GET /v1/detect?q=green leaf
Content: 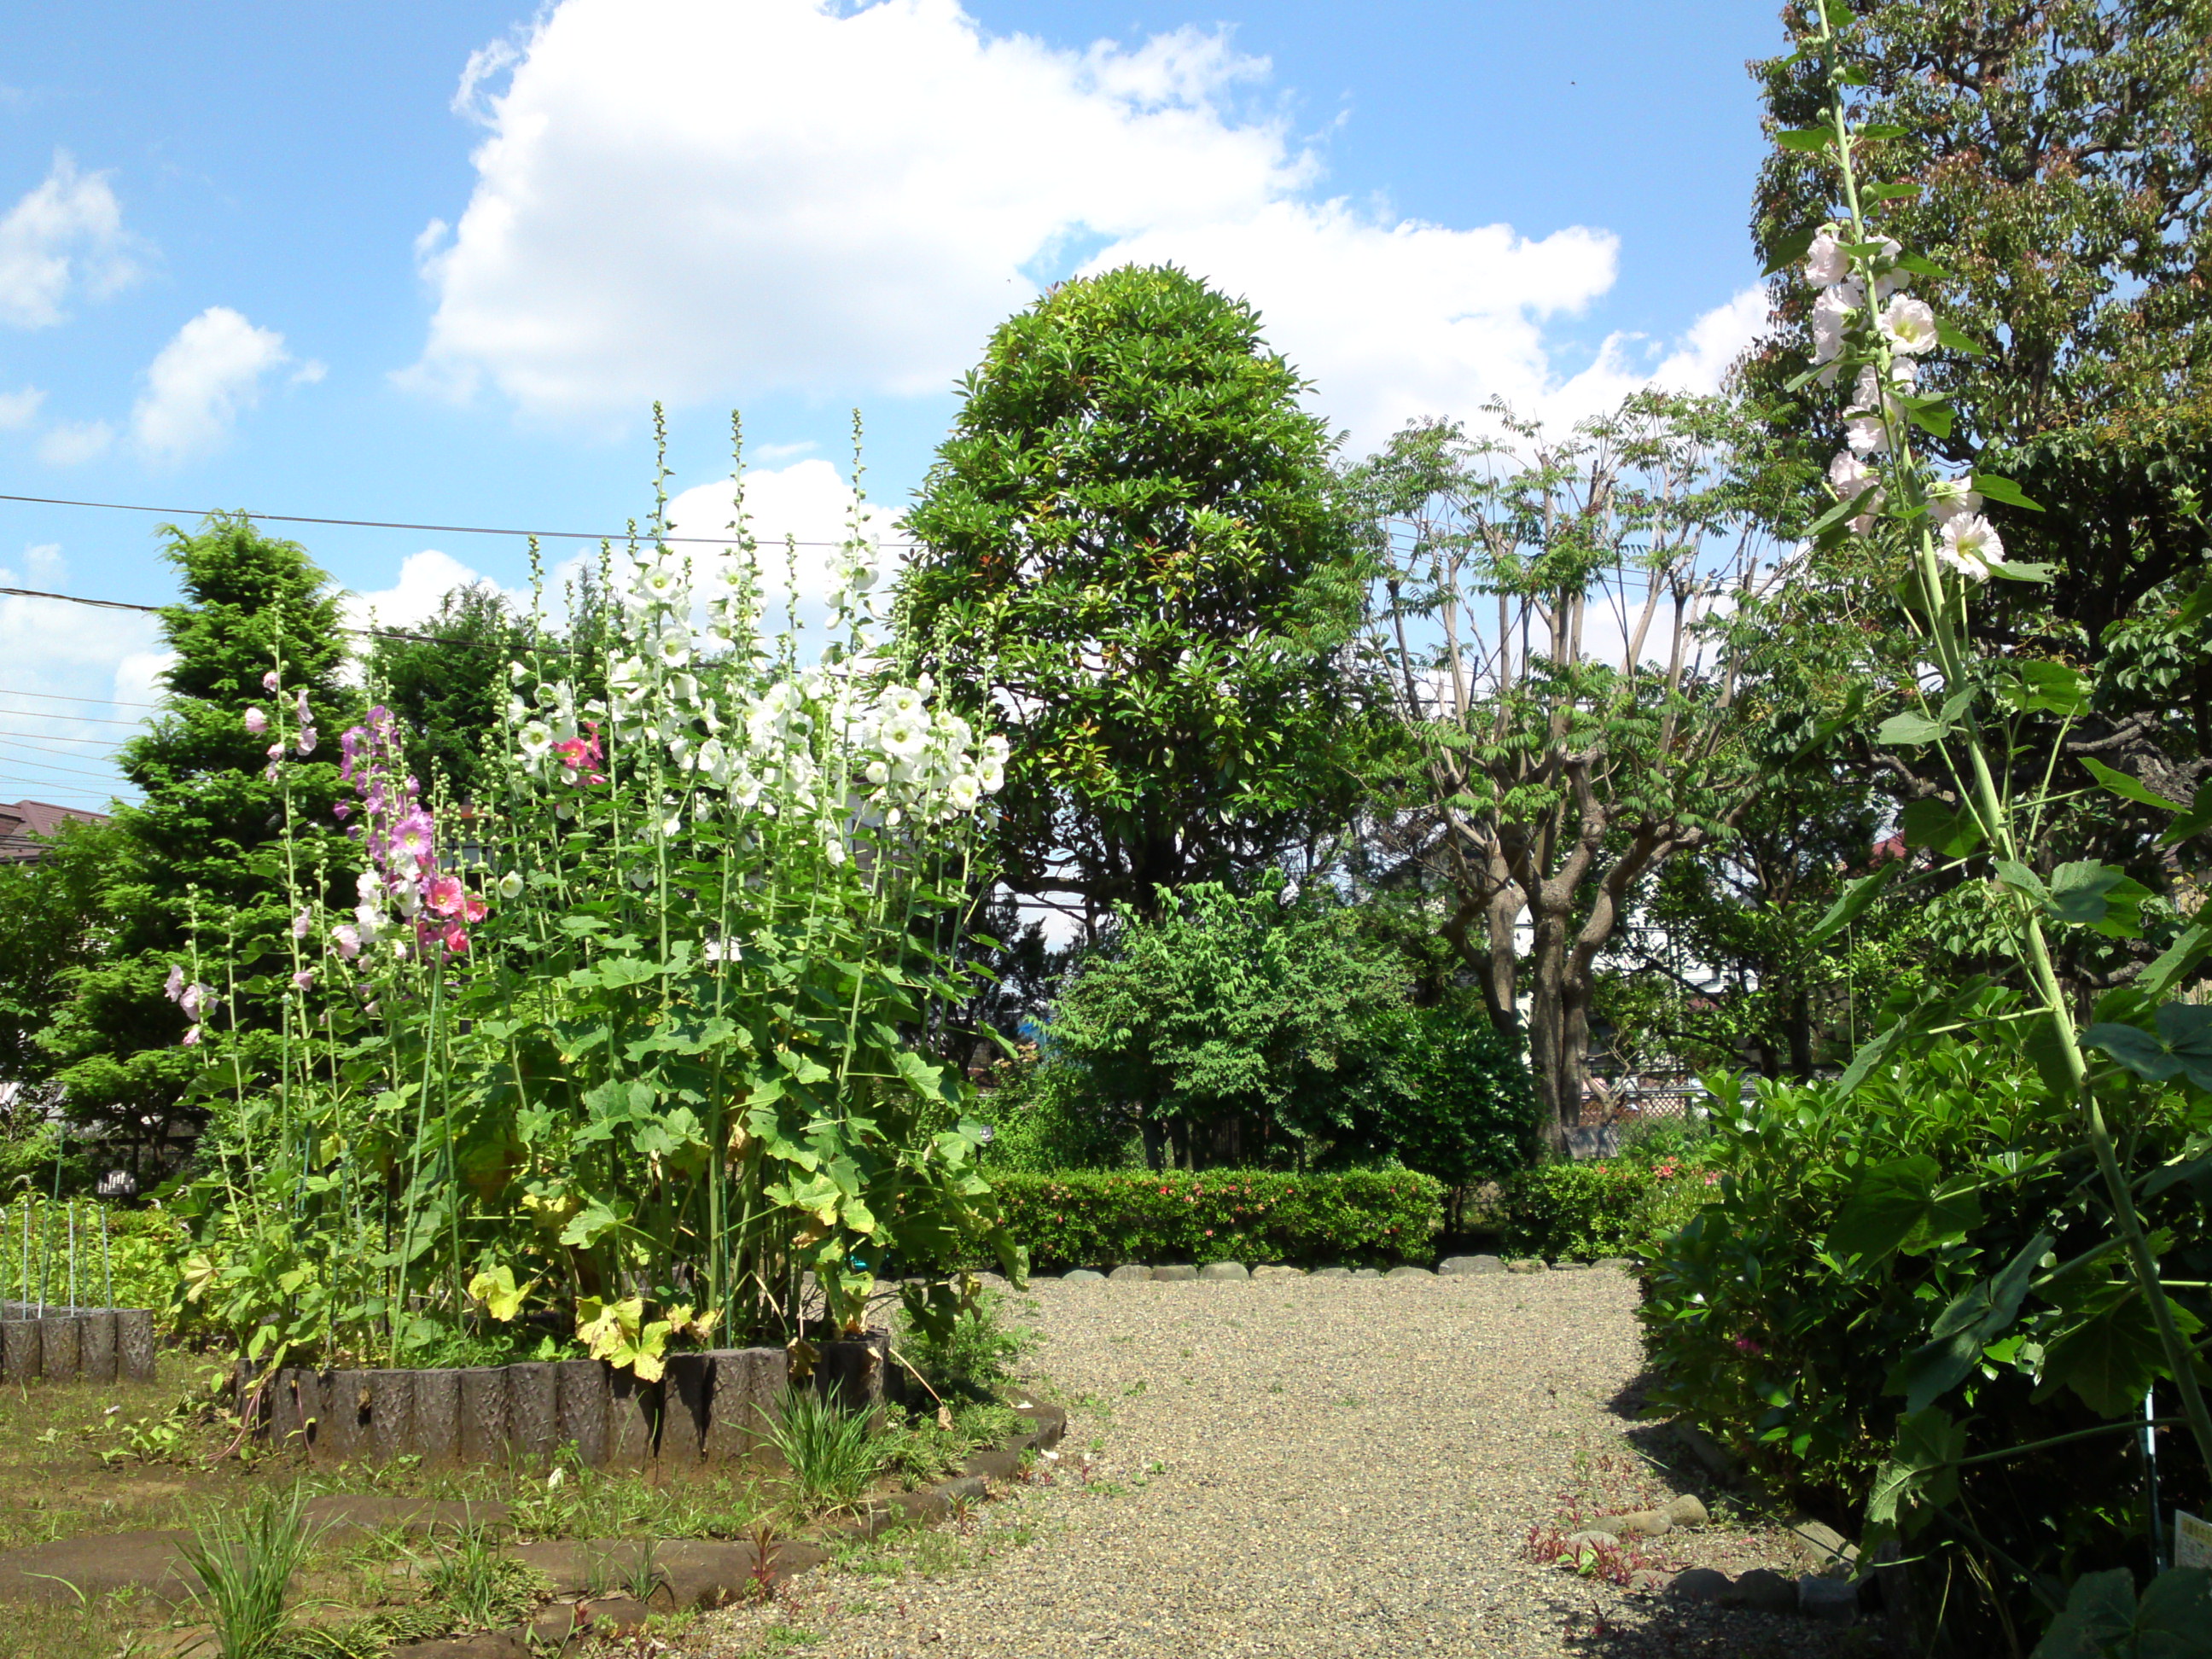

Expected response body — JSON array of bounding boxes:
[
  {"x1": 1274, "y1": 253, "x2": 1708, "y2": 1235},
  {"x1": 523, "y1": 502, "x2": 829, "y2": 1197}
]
[
  {"x1": 2047, "y1": 861, "x2": 2148, "y2": 935},
  {"x1": 2085, "y1": 1005, "x2": 2212, "y2": 1094},
  {"x1": 2138, "y1": 925, "x2": 2211, "y2": 1001},
  {"x1": 1887, "y1": 1231, "x2": 2052, "y2": 1412},
  {"x1": 1935, "y1": 319, "x2": 1985, "y2": 356},
  {"x1": 1857, "y1": 122, "x2": 1910, "y2": 140},
  {"x1": 1805, "y1": 862, "x2": 1901, "y2": 945},
  {"x1": 1776, "y1": 128, "x2": 1837, "y2": 153},
  {"x1": 1994, "y1": 860, "x2": 2049, "y2": 900},
  {"x1": 2006, "y1": 661, "x2": 2089, "y2": 717},
  {"x1": 2131, "y1": 1566, "x2": 2212, "y2": 1656},
  {"x1": 1892, "y1": 247, "x2": 1945, "y2": 274},
  {"x1": 1866, "y1": 1406, "x2": 1964, "y2": 1533},
  {"x1": 1761, "y1": 227, "x2": 1817, "y2": 276},
  {"x1": 2142, "y1": 1133, "x2": 2212, "y2": 1198},
  {"x1": 1970, "y1": 472, "x2": 2045, "y2": 512},
  {"x1": 1877, "y1": 711, "x2": 1949, "y2": 746},
  {"x1": 2082, "y1": 757, "x2": 2185, "y2": 812},
  {"x1": 2041, "y1": 1283, "x2": 2180, "y2": 1416},
  {"x1": 1900, "y1": 798, "x2": 1983, "y2": 859},
  {"x1": 1826, "y1": 1154, "x2": 1982, "y2": 1265},
  {"x1": 2160, "y1": 782, "x2": 2212, "y2": 848},
  {"x1": 1834, "y1": 1014, "x2": 1910, "y2": 1097},
  {"x1": 2032, "y1": 1568, "x2": 2139, "y2": 1659}
]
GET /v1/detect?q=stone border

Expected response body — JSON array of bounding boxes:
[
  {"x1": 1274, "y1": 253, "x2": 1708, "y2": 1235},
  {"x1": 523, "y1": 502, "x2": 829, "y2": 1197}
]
[
  {"x1": 0, "y1": 1306, "x2": 157, "y2": 1385},
  {"x1": 246, "y1": 1330, "x2": 890, "y2": 1470},
  {"x1": 1038, "y1": 1255, "x2": 1639, "y2": 1282}
]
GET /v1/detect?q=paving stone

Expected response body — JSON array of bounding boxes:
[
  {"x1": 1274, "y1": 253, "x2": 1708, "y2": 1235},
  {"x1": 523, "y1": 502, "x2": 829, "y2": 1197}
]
[
  {"x1": 1729, "y1": 1567, "x2": 1802, "y2": 1615},
  {"x1": 1563, "y1": 1529, "x2": 1619, "y2": 1551},
  {"x1": 1800, "y1": 1574, "x2": 1860, "y2": 1623},
  {"x1": 1252, "y1": 1265, "x2": 1304, "y2": 1278},
  {"x1": 0, "y1": 1528, "x2": 193, "y2": 1604},
  {"x1": 1551, "y1": 1260, "x2": 1592, "y2": 1272},
  {"x1": 1197, "y1": 1262, "x2": 1249, "y2": 1281},
  {"x1": 1595, "y1": 1257, "x2": 1633, "y2": 1271},
  {"x1": 1437, "y1": 1254, "x2": 1504, "y2": 1276}
]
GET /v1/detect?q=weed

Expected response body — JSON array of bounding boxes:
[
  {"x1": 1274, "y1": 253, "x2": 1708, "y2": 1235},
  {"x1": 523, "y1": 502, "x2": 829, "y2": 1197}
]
[
  {"x1": 762, "y1": 1388, "x2": 890, "y2": 1517},
  {"x1": 620, "y1": 1536, "x2": 667, "y2": 1603},
  {"x1": 177, "y1": 1486, "x2": 326, "y2": 1658},
  {"x1": 422, "y1": 1523, "x2": 540, "y2": 1630}
]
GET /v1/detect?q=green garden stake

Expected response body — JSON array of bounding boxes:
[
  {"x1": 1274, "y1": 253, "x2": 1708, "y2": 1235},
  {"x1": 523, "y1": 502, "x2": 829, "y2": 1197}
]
[
  {"x1": 67, "y1": 1201, "x2": 77, "y2": 1310},
  {"x1": 102, "y1": 1207, "x2": 113, "y2": 1310}
]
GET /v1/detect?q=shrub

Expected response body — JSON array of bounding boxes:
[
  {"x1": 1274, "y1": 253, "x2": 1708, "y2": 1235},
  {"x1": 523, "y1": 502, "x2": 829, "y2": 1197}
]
[
  {"x1": 1497, "y1": 1147, "x2": 1721, "y2": 1262},
  {"x1": 896, "y1": 1288, "x2": 1035, "y2": 1401},
  {"x1": 0, "y1": 1196, "x2": 184, "y2": 1321},
  {"x1": 975, "y1": 1048, "x2": 1140, "y2": 1174},
  {"x1": 991, "y1": 1168, "x2": 1443, "y2": 1268},
  {"x1": 1639, "y1": 1045, "x2": 2212, "y2": 1650},
  {"x1": 1336, "y1": 998, "x2": 1540, "y2": 1188}
]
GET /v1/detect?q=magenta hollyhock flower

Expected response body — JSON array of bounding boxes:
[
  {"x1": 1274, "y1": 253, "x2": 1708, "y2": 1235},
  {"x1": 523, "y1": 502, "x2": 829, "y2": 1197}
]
[
  {"x1": 392, "y1": 812, "x2": 435, "y2": 859},
  {"x1": 463, "y1": 894, "x2": 487, "y2": 923},
  {"x1": 425, "y1": 874, "x2": 465, "y2": 917},
  {"x1": 333, "y1": 802, "x2": 351, "y2": 820},
  {"x1": 244, "y1": 707, "x2": 269, "y2": 735}
]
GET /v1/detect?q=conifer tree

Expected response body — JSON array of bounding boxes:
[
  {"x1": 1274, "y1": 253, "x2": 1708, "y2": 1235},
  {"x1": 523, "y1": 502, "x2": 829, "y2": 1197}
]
[{"x1": 44, "y1": 516, "x2": 354, "y2": 1174}]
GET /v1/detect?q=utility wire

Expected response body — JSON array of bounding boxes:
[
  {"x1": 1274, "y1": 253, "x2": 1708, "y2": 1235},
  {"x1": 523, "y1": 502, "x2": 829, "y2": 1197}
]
[
  {"x1": 0, "y1": 728, "x2": 126, "y2": 749},
  {"x1": 0, "y1": 490, "x2": 916, "y2": 549},
  {"x1": 0, "y1": 685, "x2": 161, "y2": 709}
]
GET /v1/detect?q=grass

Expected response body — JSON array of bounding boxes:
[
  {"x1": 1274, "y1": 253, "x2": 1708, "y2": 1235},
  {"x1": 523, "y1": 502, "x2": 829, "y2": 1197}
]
[
  {"x1": 176, "y1": 1485, "x2": 324, "y2": 1659},
  {"x1": 761, "y1": 1388, "x2": 889, "y2": 1518}
]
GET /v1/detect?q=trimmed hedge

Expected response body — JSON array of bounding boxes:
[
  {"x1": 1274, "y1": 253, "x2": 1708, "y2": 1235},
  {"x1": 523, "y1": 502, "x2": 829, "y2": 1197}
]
[
  {"x1": 1499, "y1": 1156, "x2": 1720, "y2": 1261},
  {"x1": 991, "y1": 1169, "x2": 1444, "y2": 1269}
]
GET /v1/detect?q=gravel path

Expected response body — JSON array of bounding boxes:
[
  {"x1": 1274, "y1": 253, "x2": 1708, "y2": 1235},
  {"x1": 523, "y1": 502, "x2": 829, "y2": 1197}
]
[{"x1": 694, "y1": 1269, "x2": 1859, "y2": 1659}]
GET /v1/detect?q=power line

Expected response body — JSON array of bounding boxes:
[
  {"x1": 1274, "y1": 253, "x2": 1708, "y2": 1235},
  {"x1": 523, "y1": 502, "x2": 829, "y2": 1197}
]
[
  {"x1": 0, "y1": 585, "x2": 500, "y2": 647},
  {"x1": 0, "y1": 728, "x2": 127, "y2": 749},
  {"x1": 0, "y1": 749, "x2": 125, "y2": 783},
  {"x1": 0, "y1": 685, "x2": 161, "y2": 710},
  {"x1": 0, "y1": 779, "x2": 115, "y2": 803},
  {"x1": 0, "y1": 490, "x2": 916, "y2": 550},
  {"x1": 0, "y1": 705, "x2": 151, "y2": 728}
]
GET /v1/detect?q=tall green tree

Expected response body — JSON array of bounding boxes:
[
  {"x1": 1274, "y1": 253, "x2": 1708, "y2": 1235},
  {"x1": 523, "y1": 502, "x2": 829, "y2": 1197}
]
[
  {"x1": 0, "y1": 818, "x2": 122, "y2": 1090},
  {"x1": 366, "y1": 581, "x2": 534, "y2": 805},
  {"x1": 1353, "y1": 393, "x2": 1818, "y2": 1149},
  {"x1": 43, "y1": 516, "x2": 354, "y2": 1175},
  {"x1": 899, "y1": 264, "x2": 1380, "y2": 929},
  {"x1": 1746, "y1": 0, "x2": 2212, "y2": 870}
]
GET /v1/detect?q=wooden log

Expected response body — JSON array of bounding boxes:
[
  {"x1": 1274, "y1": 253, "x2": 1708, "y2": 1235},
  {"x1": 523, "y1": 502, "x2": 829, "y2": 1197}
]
[
  {"x1": 323, "y1": 1369, "x2": 370, "y2": 1463},
  {"x1": 605, "y1": 1364, "x2": 660, "y2": 1470},
  {"x1": 415, "y1": 1369, "x2": 461, "y2": 1464},
  {"x1": 817, "y1": 1329, "x2": 888, "y2": 1425},
  {"x1": 703, "y1": 1347, "x2": 789, "y2": 1465},
  {"x1": 508, "y1": 1362, "x2": 560, "y2": 1462},
  {"x1": 270, "y1": 1368, "x2": 323, "y2": 1455},
  {"x1": 661, "y1": 1352, "x2": 713, "y2": 1464},
  {"x1": 458, "y1": 1367, "x2": 510, "y2": 1465},
  {"x1": 78, "y1": 1311, "x2": 118, "y2": 1383},
  {"x1": 38, "y1": 1314, "x2": 80, "y2": 1382},
  {"x1": 116, "y1": 1309, "x2": 156, "y2": 1382},
  {"x1": 0, "y1": 1321, "x2": 38, "y2": 1383},
  {"x1": 369, "y1": 1369, "x2": 416, "y2": 1461},
  {"x1": 556, "y1": 1358, "x2": 610, "y2": 1466}
]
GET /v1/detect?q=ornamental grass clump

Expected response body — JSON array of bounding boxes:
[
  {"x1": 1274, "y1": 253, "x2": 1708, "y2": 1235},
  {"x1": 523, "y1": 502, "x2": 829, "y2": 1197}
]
[{"x1": 169, "y1": 416, "x2": 1024, "y2": 1377}]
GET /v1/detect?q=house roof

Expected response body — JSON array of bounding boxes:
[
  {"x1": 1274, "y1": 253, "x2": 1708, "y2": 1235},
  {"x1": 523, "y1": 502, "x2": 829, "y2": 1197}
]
[{"x1": 0, "y1": 799, "x2": 109, "y2": 863}]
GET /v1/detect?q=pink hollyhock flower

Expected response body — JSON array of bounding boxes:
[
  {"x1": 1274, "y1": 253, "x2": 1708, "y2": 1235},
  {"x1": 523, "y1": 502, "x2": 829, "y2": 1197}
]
[
  {"x1": 392, "y1": 812, "x2": 435, "y2": 859},
  {"x1": 425, "y1": 874, "x2": 466, "y2": 917},
  {"x1": 163, "y1": 964, "x2": 185, "y2": 1002},
  {"x1": 179, "y1": 982, "x2": 207, "y2": 1020},
  {"x1": 294, "y1": 689, "x2": 311, "y2": 721},
  {"x1": 332, "y1": 924, "x2": 361, "y2": 959},
  {"x1": 182, "y1": 1024, "x2": 201, "y2": 1047},
  {"x1": 292, "y1": 910, "x2": 311, "y2": 939},
  {"x1": 267, "y1": 742, "x2": 285, "y2": 763},
  {"x1": 291, "y1": 969, "x2": 314, "y2": 992},
  {"x1": 463, "y1": 894, "x2": 487, "y2": 923},
  {"x1": 263, "y1": 670, "x2": 281, "y2": 692},
  {"x1": 244, "y1": 707, "x2": 269, "y2": 735},
  {"x1": 442, "y1": 923, "x2": 469, "y2": 953},
  {"x1": 296, "y1": 728, "x2": 317, "y2": 755},
  {"x1": 333, "y1": 802, "x2": 351, "y2": 820}
]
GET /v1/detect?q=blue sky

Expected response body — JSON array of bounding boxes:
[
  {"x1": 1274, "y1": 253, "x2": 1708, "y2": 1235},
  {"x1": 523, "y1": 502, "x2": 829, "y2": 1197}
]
[{"x1": 0, "y1": 0, "x2": 1785, "y2": 808}]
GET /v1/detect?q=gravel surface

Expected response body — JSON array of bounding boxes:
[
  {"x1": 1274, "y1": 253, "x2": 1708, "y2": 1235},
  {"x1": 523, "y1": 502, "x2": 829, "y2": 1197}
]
[{"x1": 693, "y1": 1269, "x2": 1868, "y2": 1659}]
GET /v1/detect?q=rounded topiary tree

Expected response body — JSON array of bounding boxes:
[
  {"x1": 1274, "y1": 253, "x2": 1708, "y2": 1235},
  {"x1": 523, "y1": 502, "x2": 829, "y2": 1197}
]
[{"x1": 899, "y1": 263, "x2": 1379, "y2": 930}]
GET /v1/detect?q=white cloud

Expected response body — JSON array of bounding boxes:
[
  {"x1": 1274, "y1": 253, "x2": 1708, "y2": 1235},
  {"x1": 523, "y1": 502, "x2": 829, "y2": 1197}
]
[
  {"x1": 130, "y1": 306, "x2": 299, "y2": 465},
  {"x1": 0, "y1": 386, "x2": 44, "y2": 429},
  {"x1": 410, "y1": 0, "x2": 1664, "y2": 446},
  {"x1": 1536, "y1": 285, "x2": 1773, "y2": 426},
  {"x1": 664, "y1": 457, "x2": 899, "y2": 628},
  {"x1": 37, "y1": 418, "x2": 113, "y2": 467},
  {"x1": 342, "y1": 548, "x2": 532, "y2": 635},
  {"x1": 0, "y1": 152, "x2": 142, "y2": 329}
]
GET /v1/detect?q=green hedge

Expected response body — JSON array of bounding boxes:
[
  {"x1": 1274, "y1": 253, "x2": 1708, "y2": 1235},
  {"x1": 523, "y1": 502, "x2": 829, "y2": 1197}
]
[
  {"x1": 1499, "y1": 1156, "x2": 1719, "y2": 1261},
  {"x1": 990, "y1": 1169, "x2": 1444, "y2": 1268}
]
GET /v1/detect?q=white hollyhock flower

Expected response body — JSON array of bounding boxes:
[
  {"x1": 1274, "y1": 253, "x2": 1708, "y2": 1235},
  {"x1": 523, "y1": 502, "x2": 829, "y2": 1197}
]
[
  {"x1": 979, "y1": 758, "x2": 1006, "y2": 794},
  {"x1": 498, "y1": 870, "x2": 524, "y2": 899},
  {"x1": 946, "y1": 773, "x2": 982, "y2": 812},
  {"x1": 1844, "y1": 413, "x2": 1891, "y2": 456},
  {"x1": 655, "y1": 632, "x2": 691, "y2": 670},
  {"x1": 640, "y1": 562, "x2": 683, "y2": 603},
  {"x1": 824, "y1": 835, "x2": 847, "y2": 868},
  {"x1": 864, "y1": 759, "x2": 890, "y2": 787},
  {"x1": 520, "y1": 721, "x2": 552, "y2": 761},
  {"x1": 1828, "y1": 451, "x2": 1886, "y2": 535},
  {"x1": 1878, "y1": 294, "x2": 1939, "y2": 354},
  {"x1": 879, "y1": 712, "x2": 928, "y2": 760},
  {"x1": 1928, "y1": 478, "x2": 1984, "y2": 526},
  {"x1": 1936, "y1": 513, "x2": 2003, "y2": 581},
  {"x1": 1804, "y1": 229, "x2": 1848, "y2": 287},
  {"x1": 1810, "y1": 288, "x2": 1854, "y2": 364}
]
